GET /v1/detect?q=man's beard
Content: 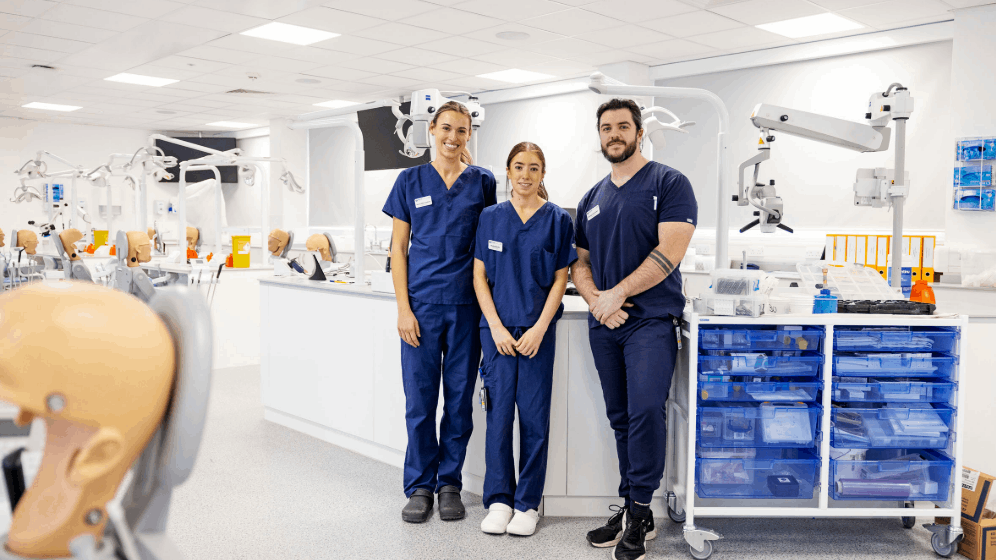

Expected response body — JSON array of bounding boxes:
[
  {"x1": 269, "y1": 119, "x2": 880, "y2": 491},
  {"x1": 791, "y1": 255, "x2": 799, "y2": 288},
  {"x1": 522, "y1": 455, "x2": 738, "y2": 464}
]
[{"x1": 601, "y1": 138, "x2": 637, "y2": 164}]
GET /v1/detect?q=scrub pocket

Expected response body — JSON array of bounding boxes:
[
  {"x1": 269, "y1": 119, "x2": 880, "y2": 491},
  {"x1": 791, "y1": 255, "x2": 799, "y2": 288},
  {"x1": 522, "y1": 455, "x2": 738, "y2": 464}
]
[{"x1": 531, "y1": 247, "x2": 556, "y2": 289}]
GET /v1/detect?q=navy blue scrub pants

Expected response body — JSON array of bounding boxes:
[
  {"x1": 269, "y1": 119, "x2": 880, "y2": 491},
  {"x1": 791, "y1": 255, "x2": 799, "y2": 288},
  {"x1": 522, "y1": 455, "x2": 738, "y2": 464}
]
[
  {"x1": 588, "y1": 317, "x2": 678, "y2": 505},
  {"x1": 401, "y1": 300, "x2": 482, "y2": 497},
  {"x1": 480, "y1": 324, "x2": 557, "y2": 512}
]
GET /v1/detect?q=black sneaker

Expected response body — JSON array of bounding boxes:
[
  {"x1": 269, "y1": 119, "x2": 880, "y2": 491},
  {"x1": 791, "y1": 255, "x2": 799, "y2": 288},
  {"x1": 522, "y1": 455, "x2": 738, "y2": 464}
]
[
  {"x1": 612, "y1": 508, "x2": 655, "y2": 560},
  {"x1": 586, "y1": 505, "x2": 626, "y2": 548}
]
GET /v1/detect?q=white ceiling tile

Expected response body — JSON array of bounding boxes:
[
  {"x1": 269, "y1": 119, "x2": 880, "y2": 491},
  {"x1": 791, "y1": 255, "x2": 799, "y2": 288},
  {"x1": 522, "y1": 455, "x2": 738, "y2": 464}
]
[
  {"x1": 568, "y1": 49, "x2": 655, "y2": 66},
  {"x1": 839, "y1": 0, "x2": 953, "y2": 28},
  {"x1": 357, "y1": 74, "x2": 421, "y2": 88},
  {"x1": 574, "y1": 24, "x2": 672, "y2": 49},
  {"x1": 452, "y1": 0, "x2": 566, "y2": 21},
  {"x1": 466, "y1": 23, "x2": 565, "y2": 47},
  {"x1": 527, "y1": 58, "x2": 595, "y2": 77},
  {"x1": 0, "y1": 66, "x2": 29, "y2": 78},
  {"x1": 375, "y1": 46, "x2": 460, "y2": 67},
  {"x1": 434, "y1": 76, "x2": 505, "y2": 90},
  {"x1": 311, "y1": 35, "x2": 399, "y2": 56},
  {"x1": 242, "y1": 56, "x2": 325, "y2": 74},
  {"x1": 211, "y1": 65, "x2": 292, "y2": 81},
  {"x1": 278, "y1": 47, "x2": 360, "y2": 66},
  {"x1": 267, "y1": 93, "x2": 328, "y2": 104},
  {"x1": 40, "y1": 4, "x2": 148, "y2": 32},
  {"x1": 1, "y1": 32, "x2": 93, "y2": 54},
  {"x1": 19, "y1": 19, "x2": 119, "y2": 43},
  {"x1": 301, "y1": 65, "x2": 378, "y2": 81},
  {"x1": 391, "y1": 66, "x2": 464, "y2": 82},
  {"x1": 0, "y1": 13, "x2": 31, "y2": 32},
  {"x1": 642, "y1": 10, "x2": 745, "y2": 38},
  {"x1": 416, "y1": 36, "x2": 500, "y2": 57},
  {"x1": 178, "y1": 45, "x2": 258, "y2": 64},
  {"x1": 353, "y1": 22, "x2": 451, "y2": 46},
  {"x1": 632, "y1": 38, "x2": 718, "y2": 62},
  {"x1": 549, "y1": 0, "x2": 600, "y2": 5},
  {"x1": 526, "y1": 37, "x2": 611, "y2": 58},
  {"x1": 12, "y1": 72, "x2": 90, "y2": 96},
  {"x1": 338, "y1": 56, "x2": 414, "y2": 74},
  {"x1": 687, "y1": 26, "x2": 787, "y2": 49},
  {"x1": 583, "y1": 0, "x2": 698, "y2": 23},
  {"x1": 124, "y1": 63, "x2": 204, "y2": 80},
  {"x1": 473, "y1": 48, "x2": 561, "y2": 67},
  {"x1": 277, "y1": 7, "x2": 386, "y2": 33},
  {"x1": 192, "y1": 0, "x2": 326, "y2": 20},
  {"x1": 404, "y1": 7, "x2": 504, "y2": 33},
  {"x1": 159, "y1": 6, "x2": 268, "y2": 33},
  {"x1": 425, "y1": 57, "x2": 504, "y2": 75},
  {"x1": 161, "y1": 79, "x2": 230, "y2": 93},
  {"x1": 807, "y1": 0, "x2": 890, "y2": 9},
  {"x1": 321, "y1": 0, "x2": 442, "y2": 21},
  {"x1": 207, "y1": 34, "x2": 298, "y2": 55},
  {"x1": 319, "y1": 80, "x2": 384, "y2": 93},
  {"x1": 0, "y1": 44, "x2": 64, "y2": 62},
  {"x1": 521, "y1": 8, "x2": 624, "y2": 36},
  {"x1": 60, "y1": 21, "x2": 226, "y2": 71},
  {"x1": 150, "y1": 55, "x2": 230, "y2": 74},
  {"x1": 68, "y1": 0, "x2": 186, "y2": 18},
  {"x1": 710, "y1": 0, "x2": 828, "y2": 25},
  {"x1": 0, "y1": 0, "x2": 58, "y2": 18},
  {"x1": 940, "y1": 0, "x2": 994, "y2": 7},
  {"x1": 126, "y1": 90, "x2": 195, "y2": 102},
  {"x1": 159, "y1": 99, "x2": 230, "y2": 110}
]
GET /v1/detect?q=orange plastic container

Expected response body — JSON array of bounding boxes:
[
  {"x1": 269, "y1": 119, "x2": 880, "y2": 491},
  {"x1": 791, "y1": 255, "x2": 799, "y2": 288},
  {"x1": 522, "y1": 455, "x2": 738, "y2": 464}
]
[{"x1": 910, "y1": 280, "x2": 936, "y2": 304}]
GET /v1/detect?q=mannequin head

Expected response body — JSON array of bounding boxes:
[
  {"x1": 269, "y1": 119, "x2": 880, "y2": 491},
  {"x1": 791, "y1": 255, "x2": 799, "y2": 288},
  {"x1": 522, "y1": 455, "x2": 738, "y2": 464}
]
[
  {"x1": 59, "y1": 229, "x2": 84, "y2": 261},
  {"x1": 126, "y1": 231, "x2": 152, "y2": 268},
  {"x1": 16, "y1": 230, "x2": 39, "y2": 255},
  {"x1": 0, "y1": 227, "x2": 5, "y2": 247},
  {"x1": 306, "y1": 234, "x2": 333, "y2": 262},
  {"x1": 185, "y1": 227, "x2": 199, "y2": 251},
  {"x1": 268, "y1": 229, "x2": 290, "y2": 256},
  {"x1": 147, "y1": 227, "x2": 156, "y2": 245},
  {"x1": 0, "y1": 282, "x2": 175, "y2": 558}
]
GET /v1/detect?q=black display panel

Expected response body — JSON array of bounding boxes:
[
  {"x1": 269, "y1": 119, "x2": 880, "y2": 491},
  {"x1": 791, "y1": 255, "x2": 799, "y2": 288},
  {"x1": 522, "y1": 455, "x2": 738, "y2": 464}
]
[
  {"x1": 155, "y1": 137, "x2": 238, "y2": 183},
  {"x1": 357, "y1": 102, "x2": 430, "y2": 171}
]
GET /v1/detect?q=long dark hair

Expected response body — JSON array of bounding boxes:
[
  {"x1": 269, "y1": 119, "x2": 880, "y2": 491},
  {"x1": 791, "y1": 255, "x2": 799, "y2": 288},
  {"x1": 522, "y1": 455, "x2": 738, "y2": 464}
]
[
  {"x1": 505, "y1": 142, "x2": 549, "y2": 200},
  {"x1": 431, "y1": 101, "x2": 474, "y2": 165}
]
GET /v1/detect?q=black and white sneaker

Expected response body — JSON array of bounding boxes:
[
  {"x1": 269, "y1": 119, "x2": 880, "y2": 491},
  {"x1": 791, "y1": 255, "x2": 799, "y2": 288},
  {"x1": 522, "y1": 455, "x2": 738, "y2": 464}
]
[
  {"x1": 612, "y1": 508, "x2": 655, "y2": 560},
  {"x1": 586, "y1": 505, "x2": 626, "y2": 548}
]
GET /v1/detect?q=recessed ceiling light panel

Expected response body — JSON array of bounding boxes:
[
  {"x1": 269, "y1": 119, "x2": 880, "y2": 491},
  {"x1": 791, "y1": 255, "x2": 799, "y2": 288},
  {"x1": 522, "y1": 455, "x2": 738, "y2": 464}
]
[
  {"x1": 757, "y1": 13, "x2": 863, "y2": 39},
  {"x1": 22, "y1": 102, "x2": 81, "y2": 112},
  {"x1": 206, "y1": 121, "x2": 256, "y2": 129},
  {"x1": 241, "y1": 22, "x2": 339, "y2": 46},
  {"x1": 496, "y1": 31, "x2": 530, "y2": 40},
  {"x1": 105, "y1": 73, "x2": 179, "y2": 87},
  {"x1": 314, "y1": 100, "x2": 359, "y2": 109},
  {"x1": 476, "y1": 68, "x2": 554, "y2": 84}
]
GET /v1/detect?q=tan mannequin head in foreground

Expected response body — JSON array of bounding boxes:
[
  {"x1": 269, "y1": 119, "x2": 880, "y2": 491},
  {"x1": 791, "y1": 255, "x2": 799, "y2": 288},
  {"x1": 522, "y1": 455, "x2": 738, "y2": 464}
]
[
  {"x1": 0, "y1": 227, "x2": 5, "y2": 247},
  {"x1": 16, "y1": 230, "x2": 38, "y2": 255},
  {"x1": 59, "y1": 228, "x2": 84, "y2": 261},
  {"x1": 267, "y1": 229, "x2": 290, "y2": 257},
  {"x1": 306, "y1": 234, "x2": 333, "y2": 262},
  {"x1": 127, "y1": 231, "x2": 152, "y2": 268},
  {"x1": 185, "y1": 227, "x2": 199, "y2": 251},
  {"x1": 0, "y1": 282, "x2": 175, "y2": 558}
]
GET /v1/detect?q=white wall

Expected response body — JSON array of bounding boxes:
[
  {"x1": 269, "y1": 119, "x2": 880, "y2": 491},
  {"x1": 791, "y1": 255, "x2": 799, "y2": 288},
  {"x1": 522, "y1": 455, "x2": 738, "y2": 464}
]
[{"x1": 655, "y1": 41, "x2": 953, "y2": 236}]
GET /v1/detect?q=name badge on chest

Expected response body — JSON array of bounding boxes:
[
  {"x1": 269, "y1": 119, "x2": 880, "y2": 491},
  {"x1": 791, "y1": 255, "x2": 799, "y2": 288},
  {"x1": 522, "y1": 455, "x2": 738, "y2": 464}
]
[
  {"x1": 488, "y1": 240, "x2": 503, "y2": 252},
  {"x1": 415, "y1": 196, "x2": 432, "y2": 208},
  {"x1": 587, "y1": 205, "x2": 600, "y2": 220}
]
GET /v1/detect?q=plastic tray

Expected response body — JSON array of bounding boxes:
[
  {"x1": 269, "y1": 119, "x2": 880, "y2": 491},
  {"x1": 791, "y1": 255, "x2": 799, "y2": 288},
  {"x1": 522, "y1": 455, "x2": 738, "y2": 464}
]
[
  {"x1": 701, "y1": 293, "x2": 766, "y2": 317},
  {"x1": 834, "y1": 327, "x2": 959, "y2": 353},
  {"x1": 697, "y1": 448, "x2": 820, "y2": 499},
  {"x1": 700, "y1": 380, "x2": 822, "y2": 403},
  {"x1": 698, "y1": 403, "x2": 822, "y2": 448},
  {"x1": 830, "y1": 405, "x2": 955, "y2": 449},
  {"x1": 832, "y1": 381, "x2": 956, "y2": 403},
  {"x1": 830, "y1": 449, "x2": 953, "y2": 501},
  {"x1": 833, "y1": 353, "x2": 957, "y2": 379},
  {"x1": 700, "y1": 353, "x2": 823, "y2": 377},
  {"x1": 699, "y1": 326, "x2": 824, "y2": 351}
]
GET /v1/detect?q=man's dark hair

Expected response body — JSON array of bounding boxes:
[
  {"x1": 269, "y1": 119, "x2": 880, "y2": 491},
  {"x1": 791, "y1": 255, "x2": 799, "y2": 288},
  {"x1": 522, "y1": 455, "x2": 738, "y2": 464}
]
[{"x1": 596, "y1": 98, "x2": 642, "y2": 131}]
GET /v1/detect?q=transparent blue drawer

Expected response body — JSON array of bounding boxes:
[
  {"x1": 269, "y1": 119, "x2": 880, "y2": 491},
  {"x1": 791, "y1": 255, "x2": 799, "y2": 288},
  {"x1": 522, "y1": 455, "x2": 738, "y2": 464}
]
[
  {"x1": 698, "y1": 403, "x2": 822, "y2": 448},
  {"x1": 700, "y1": 380, "x2": 822, "y2": 403},
  {"x1": 834, "y1": 327, "x2": 958, "y2": 353},
  {"x1": 832, "y1": 380, "x2": 956, "y2": 403},
  {"x1": 833, "y1": 353, "x2": 957, "y2": 378},
  {"x1": 830, "y1": 449, "x2": 953, "y2": 501},
  {"x1": 699, "y1": 353, "x2": 823, "y2": 377},
  {"x1": 830, "y1": 405, "x2": 955, "y2": 449},
  {"x1": 697, "y1": 448, "x2": 820, "y2": 499},
  {"x1": 699, "y1": 326, "x2": 823, "y2": 352}
]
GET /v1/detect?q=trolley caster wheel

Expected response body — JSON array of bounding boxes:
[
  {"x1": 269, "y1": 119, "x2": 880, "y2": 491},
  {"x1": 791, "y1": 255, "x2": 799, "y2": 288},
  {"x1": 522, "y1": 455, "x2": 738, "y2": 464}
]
[
  {"x1": 932, "y1": 533, "x2": 957, "y2": 558},
  {"x1": 689, "y1": 540, "x2": 714, "y2": 560},
  {"x1": 668, "y1": 504, "x2": 686, "y2": 524},
  {"x1": 903, "y1": 501, "x2": 916, "y2": 529}
]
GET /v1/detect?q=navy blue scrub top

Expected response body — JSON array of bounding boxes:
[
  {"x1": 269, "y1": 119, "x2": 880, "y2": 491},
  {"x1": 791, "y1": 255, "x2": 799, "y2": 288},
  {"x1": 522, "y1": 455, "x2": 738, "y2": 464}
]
[
  {"x1": 475, "y1": 201, "x2": 578, "y2": 328},
  {"x1": 575, "y1": 161, "x2": 697, "y2": 329},
  {"x1": 382, "y1": 163, "x2": 497, "y2": 305}
]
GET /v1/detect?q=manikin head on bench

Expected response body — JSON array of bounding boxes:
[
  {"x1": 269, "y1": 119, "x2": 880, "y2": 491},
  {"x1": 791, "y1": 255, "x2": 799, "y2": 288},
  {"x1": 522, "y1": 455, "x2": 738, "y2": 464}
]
[
  {"x1": 305, "y1": 234, "x2": 334, "y2": 262},
  {"x1": 267, "y1": 229, "x2": 290, "y2": 257},
  {"x1": 14, "y1": 230, "x2": 39, "y2": 255},
  {"x1": 59, "y1": 229, "x2": 84, "y2": 261},
  {"x1": 185, "y1": 227, "x2": 199, "y2": 252},
  {"x1": 126, "y1": 231, "x2": 152, "y2": 268},
  {"x1": 0, "y1": 227, "x2": 5, "y2": 247}
]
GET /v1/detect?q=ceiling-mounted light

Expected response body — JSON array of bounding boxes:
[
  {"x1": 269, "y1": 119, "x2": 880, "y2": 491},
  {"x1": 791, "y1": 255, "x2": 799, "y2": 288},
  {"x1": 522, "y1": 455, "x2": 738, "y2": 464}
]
[
  {"x1": 22, "y1": 102, "x2": 81, "y2": 112},
  {"x1": 105, "y1": 73, "x2": 179, "y2": 87},
  {"x1": 757, "y1": 13, "x2": 863, "y2": 39},
  {"x1": 477, "y1": 68, "x2": 553, "y2": 84},
  {"x1": 314, "y1": 100, "x2": 359, "y2": 109},
  {"x1": 241, "y1": 22, "x2": 339, "y2": 46}
]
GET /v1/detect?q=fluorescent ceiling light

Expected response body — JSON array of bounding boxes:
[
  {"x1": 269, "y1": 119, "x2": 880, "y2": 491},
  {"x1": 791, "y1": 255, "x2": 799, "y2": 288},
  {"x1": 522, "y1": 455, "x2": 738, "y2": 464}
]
[
  {"x1": 314, "y1": 100, "x2": 358, "y2": 109},
  {"x1": 241, "y1": 22, "x2": 339, "y2": 46},
  {"x1": 206, "y1": 121, "x2": 255, "y2": 129},
  {"x1": 22, "y1": 102, "x2": 81, "y2": 112},
  {"x1": 476, "y1": 68, "x2": 554, "y2": 84},
  {"x1": 105, "y1": 73, "x2": 179, "y2": 87},
  {"x1": 757, "y1": 13, "x2": 863, "y2": 39}
]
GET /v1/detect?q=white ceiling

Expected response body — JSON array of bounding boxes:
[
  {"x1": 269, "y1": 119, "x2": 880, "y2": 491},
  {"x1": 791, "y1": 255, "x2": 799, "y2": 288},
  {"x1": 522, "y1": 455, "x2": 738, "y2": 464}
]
[{"x1": 0, "y1": 0, "x2": 985, "y2": 131}]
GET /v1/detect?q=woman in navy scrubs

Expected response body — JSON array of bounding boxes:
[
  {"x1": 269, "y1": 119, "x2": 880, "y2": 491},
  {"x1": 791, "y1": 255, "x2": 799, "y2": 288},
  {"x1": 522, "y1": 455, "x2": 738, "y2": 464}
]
[
  {"x1": 383, "y1": 101, "x2": 497, "y2": 524},
  {"x1": 474, "y1": 142, "x2": 577, "y2": 536}
]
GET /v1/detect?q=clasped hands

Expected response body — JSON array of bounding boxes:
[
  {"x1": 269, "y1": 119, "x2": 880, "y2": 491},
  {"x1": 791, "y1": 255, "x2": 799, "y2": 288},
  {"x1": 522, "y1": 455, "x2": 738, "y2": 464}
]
[{"x1": 589, "y1": 286, "x2": 633, "y2": 329}]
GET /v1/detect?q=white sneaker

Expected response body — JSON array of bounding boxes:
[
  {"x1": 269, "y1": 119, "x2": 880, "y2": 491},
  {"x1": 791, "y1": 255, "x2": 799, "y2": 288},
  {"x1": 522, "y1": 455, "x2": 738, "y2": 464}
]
[
  {"x1": 506, "y1": 509, "x2": 540, "y2": 536},
  {"x1": 481, "y1": 503, "x2": 514, "y2": 534}
]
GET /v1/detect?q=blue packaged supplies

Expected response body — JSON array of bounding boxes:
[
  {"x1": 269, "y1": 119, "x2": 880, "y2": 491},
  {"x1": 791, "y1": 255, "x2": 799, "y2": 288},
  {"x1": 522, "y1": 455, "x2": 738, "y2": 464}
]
[
  {"x1": 954, "y1": 165, "x2": 993, "y2": 187},
  {"x1": 954, "y1": 188, "x2": 996, "y2": 211},
  {"x1": 959, "y1": 139, "x2": 985, "y2": 161}
]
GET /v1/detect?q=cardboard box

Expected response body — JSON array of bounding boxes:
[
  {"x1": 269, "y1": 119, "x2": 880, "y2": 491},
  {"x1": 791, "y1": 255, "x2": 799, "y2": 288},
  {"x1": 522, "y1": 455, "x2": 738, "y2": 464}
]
[{"x1": 936, "y1": 467, "x2": 996, "y2": 560}]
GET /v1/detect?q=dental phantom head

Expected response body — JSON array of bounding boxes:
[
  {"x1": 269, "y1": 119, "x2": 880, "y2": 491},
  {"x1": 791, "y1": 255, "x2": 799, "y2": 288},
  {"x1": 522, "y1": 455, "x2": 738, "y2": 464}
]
[
  {"x1": 59, "y1": 229, "x2": 84, "y2": 261},
  {"x1": 127, "y1": 231, "x2": 152, "y2": 268},
  {"x1": 305, "y1": 233, "x2": 336, "y2": 262}
]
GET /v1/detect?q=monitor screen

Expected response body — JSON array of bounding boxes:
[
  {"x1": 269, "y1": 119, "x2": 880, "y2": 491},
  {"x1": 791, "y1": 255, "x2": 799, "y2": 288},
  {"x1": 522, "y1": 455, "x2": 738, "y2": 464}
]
[{"x1": 155, "y1": 137, "x2": 238, "y2": 183}]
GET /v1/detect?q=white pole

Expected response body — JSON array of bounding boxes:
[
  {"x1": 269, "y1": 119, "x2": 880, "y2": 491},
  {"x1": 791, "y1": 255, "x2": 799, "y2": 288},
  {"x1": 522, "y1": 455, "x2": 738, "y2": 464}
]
[
  {"x1": 259, "y1": 164, "x2": 269, "y2": 268},
  {"x1": 138, "y1": 168, "x2": 148, "y2": 232},
  {"x1": 891, "y1": 119, "x2": 907, "y2": 293},
  {"x1": 178, "y1": 163, "x2": 187, "y2": 256},
  {"x1": 69, "y1": 174, "x2": 77, "y2": 230}
]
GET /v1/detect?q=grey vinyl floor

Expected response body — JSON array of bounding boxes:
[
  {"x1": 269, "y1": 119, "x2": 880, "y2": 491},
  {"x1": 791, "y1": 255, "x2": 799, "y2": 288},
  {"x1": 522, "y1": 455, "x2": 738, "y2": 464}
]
[{"x1": 167, "y1": 366, "x2": 947, "y2": 560}]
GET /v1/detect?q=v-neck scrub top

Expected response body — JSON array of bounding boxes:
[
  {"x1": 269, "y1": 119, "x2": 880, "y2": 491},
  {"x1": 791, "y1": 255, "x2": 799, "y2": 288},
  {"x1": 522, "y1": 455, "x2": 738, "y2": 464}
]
[
  {"x1": 475, "y1": 201, "x2": 577, "y2": 328},
  {"x1": 575, "y1": 161, "x2": 697, "y2": 328},
  {"x1": 383, "y1": 164, "x2": 497, "y2": 305}
]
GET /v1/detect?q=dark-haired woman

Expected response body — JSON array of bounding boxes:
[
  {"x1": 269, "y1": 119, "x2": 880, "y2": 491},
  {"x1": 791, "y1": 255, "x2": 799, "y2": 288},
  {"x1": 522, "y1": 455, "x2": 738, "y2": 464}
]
[
  {"x1": 473, "y1": 142, "x2": 576, "y2": 536},
  {"x1": 383, "y1": 101, "x2": 497, "y2": 524}
]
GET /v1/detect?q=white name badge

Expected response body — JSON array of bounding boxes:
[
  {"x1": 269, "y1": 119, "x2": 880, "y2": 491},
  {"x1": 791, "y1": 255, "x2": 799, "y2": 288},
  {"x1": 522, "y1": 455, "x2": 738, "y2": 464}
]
[
  {"x1": 587, "y1": 205, "x2": 601, "y2": 220},
  {"x1": 415, "y1": 196, "x2": 432, "y2": 208},
  {"x1": 654, "y1": 196, "x2": 658, "y2": 210},
  {"x1": 488, "y1": 240, "x2": 503, "y2": 252}
]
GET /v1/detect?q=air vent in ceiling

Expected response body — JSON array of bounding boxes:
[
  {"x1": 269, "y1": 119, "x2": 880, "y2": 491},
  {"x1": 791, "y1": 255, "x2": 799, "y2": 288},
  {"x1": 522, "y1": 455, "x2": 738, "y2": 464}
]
[{"x1": 225, "y1": 89, "x2": 275, "y2": 95}]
